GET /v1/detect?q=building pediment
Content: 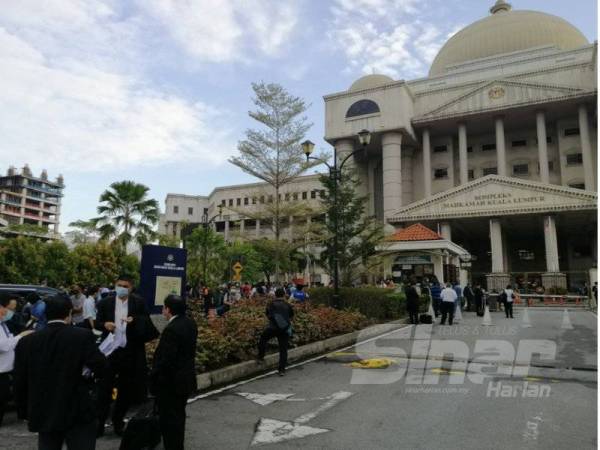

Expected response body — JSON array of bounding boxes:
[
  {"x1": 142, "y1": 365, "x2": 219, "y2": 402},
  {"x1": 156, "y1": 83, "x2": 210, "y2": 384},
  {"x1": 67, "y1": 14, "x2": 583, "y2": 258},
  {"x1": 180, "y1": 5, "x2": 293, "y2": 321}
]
[
  {"x1": 389, "y1": 175, "x2": 597, "y2": 222},
  {"x1": 414, "y1": 80, "x2": 588, "y2": 122}
]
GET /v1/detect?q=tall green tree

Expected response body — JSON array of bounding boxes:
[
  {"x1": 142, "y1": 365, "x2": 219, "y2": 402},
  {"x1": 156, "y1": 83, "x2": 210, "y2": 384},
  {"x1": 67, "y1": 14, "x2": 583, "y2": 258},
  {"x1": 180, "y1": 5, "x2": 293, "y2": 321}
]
[
  {"x1": 185, "y1": 227, "x2": 227, "y2": 288},
  {"x1": 66, "y1": 219, "x2": 99, "y2": 245},
  {"x1": 318, "y1": 169, "x2": 385, "y2": 286},
  {"x1": 229, "y1": 82, "x2": 323, "y2": 279},
  {"x1": 92, "y1": 181, "x2": 159, "y2": 250}
]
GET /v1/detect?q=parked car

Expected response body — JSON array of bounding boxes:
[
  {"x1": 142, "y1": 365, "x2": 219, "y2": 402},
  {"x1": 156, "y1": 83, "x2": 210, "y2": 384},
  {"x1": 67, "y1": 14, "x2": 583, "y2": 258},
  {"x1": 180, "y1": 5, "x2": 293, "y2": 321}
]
[{"x1": 0, "y1": 284, "x2": 63, "y2": 332}]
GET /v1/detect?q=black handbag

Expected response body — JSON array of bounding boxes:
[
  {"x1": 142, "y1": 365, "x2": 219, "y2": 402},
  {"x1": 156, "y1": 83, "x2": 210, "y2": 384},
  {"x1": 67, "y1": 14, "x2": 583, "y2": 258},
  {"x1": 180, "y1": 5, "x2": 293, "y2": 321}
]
[{"x1": 119, "y1": 399, "x2": 161, "y2": 450}]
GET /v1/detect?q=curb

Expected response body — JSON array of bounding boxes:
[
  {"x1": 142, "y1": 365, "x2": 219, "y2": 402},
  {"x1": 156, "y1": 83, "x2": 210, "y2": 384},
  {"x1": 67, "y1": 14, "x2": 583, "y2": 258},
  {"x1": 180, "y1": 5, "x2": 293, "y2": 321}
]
[{"x1": 195, "y1": 319, "x2": 407, "y2": 391}]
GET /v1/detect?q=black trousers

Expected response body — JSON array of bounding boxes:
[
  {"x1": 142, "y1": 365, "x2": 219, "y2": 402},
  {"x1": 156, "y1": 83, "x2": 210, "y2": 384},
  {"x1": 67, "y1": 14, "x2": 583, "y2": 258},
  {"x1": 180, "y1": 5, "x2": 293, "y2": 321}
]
[
  {"x1": 407, "y1": 307, "x2": 418, "y2": 324},
  {"x1": 440, "y1": 302, "x2": 455, "y2": 325},
  {"x1": 0, "y1": 372, "x2": 10, "y2": 427},
  {"x1": 258, "y1": 327, "x2": 289, "y2": 372},
  {"x1": 505, "y1": 302, "x2": 514, "y2": 318},
  {"x1": 97, "y1": 363, "x2": 135, "y2": 432},
  {"x1": 38, "y1": 420, "x2": 97, "y2": 450},
  {"x1": 157, "y1": 392, "x2": 187, "y2": 450}
]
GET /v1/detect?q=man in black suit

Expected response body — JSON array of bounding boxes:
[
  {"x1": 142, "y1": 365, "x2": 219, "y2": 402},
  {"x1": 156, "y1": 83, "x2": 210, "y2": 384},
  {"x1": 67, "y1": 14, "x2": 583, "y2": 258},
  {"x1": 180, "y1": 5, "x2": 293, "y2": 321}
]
[
  {"x1": 14, "y1": 294, "x2": 107, "y2": 450},
  {"x1": 95, "y1": 275, "x2": 158, "y2": 436},
  {"x1": 257, "y1": 288, "x2": 294, "y2": 376},
  {"x1": 150, "y1": 294, "x2": 197, "y2": 450}
]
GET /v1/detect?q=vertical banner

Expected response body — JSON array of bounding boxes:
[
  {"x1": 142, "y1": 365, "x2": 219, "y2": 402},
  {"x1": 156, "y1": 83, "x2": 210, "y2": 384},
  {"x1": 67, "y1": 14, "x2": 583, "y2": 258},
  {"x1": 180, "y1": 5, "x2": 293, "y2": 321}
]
[{"x1": 140, "y1": 245, "x2": 187, "y2": 314}]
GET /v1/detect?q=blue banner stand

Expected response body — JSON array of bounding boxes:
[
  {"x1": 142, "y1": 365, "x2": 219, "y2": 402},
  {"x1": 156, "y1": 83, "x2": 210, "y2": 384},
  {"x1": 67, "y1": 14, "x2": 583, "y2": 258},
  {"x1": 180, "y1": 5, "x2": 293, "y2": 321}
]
[{"x1": 139, "y1": 245, "x2": 187, "y2": 314}]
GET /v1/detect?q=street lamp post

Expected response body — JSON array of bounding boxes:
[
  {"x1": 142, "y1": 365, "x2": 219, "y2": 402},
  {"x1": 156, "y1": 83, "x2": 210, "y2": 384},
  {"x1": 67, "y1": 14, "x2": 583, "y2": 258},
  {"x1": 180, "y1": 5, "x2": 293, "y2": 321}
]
[
  {"x1": 301, "y1": 129, "x2": 371, "y2": 307},
  {"x1": 201, "y1": 204, "x2": 223, "y2": 287}
]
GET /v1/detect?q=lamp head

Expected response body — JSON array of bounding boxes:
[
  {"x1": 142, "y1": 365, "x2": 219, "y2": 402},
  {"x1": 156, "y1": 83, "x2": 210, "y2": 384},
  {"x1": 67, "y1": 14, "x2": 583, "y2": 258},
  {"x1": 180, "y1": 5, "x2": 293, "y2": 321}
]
[
  {"x1": 357, "y1": 129, "x2": 371, "y2": 147},
  {"x1": 301, "y1": 140, "x2": 315, "y2": 159}
]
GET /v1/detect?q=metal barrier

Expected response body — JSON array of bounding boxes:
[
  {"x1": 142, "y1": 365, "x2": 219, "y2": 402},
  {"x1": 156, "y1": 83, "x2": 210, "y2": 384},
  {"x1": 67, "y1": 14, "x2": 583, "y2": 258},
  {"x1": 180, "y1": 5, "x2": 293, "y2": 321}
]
[{"x1": 488, "y1": 293, "x2": 590, "y2": 308}]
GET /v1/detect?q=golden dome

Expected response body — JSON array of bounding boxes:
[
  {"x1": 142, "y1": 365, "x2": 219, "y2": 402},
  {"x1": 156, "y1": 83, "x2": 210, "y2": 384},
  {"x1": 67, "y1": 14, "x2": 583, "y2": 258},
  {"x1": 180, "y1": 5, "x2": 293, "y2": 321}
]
[
  {"x1": 349, "y1": 74, "x2": 394, "y2": 92},
  {"x1": 429, "y1": 1, "x2": 588, "y2": 76}
]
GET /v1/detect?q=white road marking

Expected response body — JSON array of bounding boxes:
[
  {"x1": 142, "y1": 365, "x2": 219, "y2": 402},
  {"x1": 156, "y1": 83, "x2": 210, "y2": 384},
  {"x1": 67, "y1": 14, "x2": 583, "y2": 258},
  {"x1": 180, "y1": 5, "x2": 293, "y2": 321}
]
[
  {"x1": 521, "y1": 308, "x2": 532, "y2": 328},
  {"x1": 187, "y1": 324, "x2": 410, "y2": 403},
  {"x1": 251, "y1": 391, "x2": 354, "y2": 445},
  {"x1": 237, "y1": 392, "x2": 295, "y2": 406}
]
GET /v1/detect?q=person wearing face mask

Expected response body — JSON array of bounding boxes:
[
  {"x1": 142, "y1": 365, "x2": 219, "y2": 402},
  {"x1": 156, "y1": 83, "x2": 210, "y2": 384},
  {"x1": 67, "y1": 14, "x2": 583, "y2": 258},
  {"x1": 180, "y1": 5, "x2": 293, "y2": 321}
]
[
  {"x1": 95, "y1": 275, "x2": 159, "y2": 437},
  {"x1": 149, "y1": 295, "x2": 197, "y2": 450},
  {"x1": 0, "y1": 294, "x2": 33, "y2": 427}
]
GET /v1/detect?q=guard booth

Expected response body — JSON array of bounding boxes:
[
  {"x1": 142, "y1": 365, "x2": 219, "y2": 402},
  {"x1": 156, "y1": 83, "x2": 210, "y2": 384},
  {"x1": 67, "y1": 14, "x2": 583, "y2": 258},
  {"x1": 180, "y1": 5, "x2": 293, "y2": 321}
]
[
  {"x1": 378, "y1": 224, "x2": 470, "y2": 285},
  {"x1": 139, "y1": 245, "x2": 187, "y2": 314}
]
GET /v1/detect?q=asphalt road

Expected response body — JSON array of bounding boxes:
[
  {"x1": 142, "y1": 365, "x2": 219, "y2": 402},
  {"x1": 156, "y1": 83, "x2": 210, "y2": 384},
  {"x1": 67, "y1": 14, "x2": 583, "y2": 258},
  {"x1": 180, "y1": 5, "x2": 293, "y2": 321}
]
[{"x1": 1, "y1": 308, "x2": 597, "y2": 450}]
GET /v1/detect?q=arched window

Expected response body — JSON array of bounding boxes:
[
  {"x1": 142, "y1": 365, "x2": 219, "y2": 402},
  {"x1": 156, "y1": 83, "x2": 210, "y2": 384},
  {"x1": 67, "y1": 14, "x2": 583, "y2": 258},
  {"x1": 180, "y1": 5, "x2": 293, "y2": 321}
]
[{"x1": 346, "y1": 99, "x2": 380, "y2": 118}]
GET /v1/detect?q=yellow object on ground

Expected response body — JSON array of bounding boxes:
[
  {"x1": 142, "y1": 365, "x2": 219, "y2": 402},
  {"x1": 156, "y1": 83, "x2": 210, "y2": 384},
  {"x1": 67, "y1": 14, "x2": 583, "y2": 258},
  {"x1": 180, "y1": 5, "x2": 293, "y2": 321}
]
[{"x1": 349, "y1": 358, "x2": 395, "y2": 369}]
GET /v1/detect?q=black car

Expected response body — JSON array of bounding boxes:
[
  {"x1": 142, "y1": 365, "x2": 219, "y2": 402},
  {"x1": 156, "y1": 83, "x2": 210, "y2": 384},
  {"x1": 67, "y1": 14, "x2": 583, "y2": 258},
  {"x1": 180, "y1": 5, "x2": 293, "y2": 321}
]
[{"x1": 0, "y1": 284, "x2": 63, "y2": 332}]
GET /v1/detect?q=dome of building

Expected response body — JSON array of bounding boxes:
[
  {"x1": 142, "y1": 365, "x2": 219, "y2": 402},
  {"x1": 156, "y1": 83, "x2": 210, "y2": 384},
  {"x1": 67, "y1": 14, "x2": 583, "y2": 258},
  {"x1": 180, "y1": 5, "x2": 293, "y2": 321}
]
[
  {"x1": 349, "y1": 74, "x2": 394, "y2": 92},
  {"x1": 429, "y1": 0, "x2": 588, "y2": 76}
]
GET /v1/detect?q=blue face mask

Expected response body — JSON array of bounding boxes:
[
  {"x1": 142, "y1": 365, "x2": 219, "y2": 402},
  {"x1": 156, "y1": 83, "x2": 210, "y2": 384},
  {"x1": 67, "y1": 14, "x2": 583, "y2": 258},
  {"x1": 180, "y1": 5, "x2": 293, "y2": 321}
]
[
  {"x1": 1, "y1": 310, "x2": 14, "y2": 322},
  {"x1": 115, "y1": 286, "x2": 129, "y2": 298}
]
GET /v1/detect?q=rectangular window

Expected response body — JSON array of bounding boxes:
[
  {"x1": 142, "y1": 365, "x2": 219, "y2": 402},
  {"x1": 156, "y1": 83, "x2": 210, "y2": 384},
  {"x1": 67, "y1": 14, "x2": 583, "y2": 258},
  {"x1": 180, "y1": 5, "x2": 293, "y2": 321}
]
[
  {"x1": 310, "y1": 191, "x2": 317, "y2": 199},
  {"x1": 468, "y1": 169, "x2": 474, "y2": 180},
  {"x1": 302, "y1": 192, "x2": 307, "y2": 200},
  {"x1": 320, "y1": 190, "x2": 326, "y2": 198},
  {"x1": 228, "y1": 199, "x2": 233, "y2": 206},
  {"x1": 434, "y1": 168, "x2": 448, "y2": 179},
  {"x1": 221, "y1": 199, "x2": 226, "y2": 206},
  {"x1": 467, "y1": 146, "x2": 473, "y2": 153},
  {"x1": 260, "y1": 196, "x2": 265, "y2": 204},
  {"x1": 244, "y1": 197, "x2": 249, "y2": 205},
  {"x1": 512, "y1": 163, "x2": 529, "y2": 175},
  {"x1": 236, "y1": 198, "x2": 241, "y2": 206},
  {"x1": 482, "y1": 143, "x2": 496, "y2": 151},
  {"x1": 203, "y1": 208, "x2": 208, "y2": 216},
  {"x1": 564, "y1": 128, "x2": 580, "y2": 136},
  {"x1": 433, "y1": 145, "x2": 447, "y2": 153},
  {"x1": 483, "y1": 167, "x2": 498, "y2": 176},
  {"x1": 268, "y1": 195, "x2": 273, "y2": 203},
  {"x1": 252, "y1": 197, "x2": 256, "y2": 205},
  {"x1": 285, "y1": 193, "x2": 290, "y2": 201},
  {"x1": 511, "y1": 140, "x2": 527, "y2": 147},
  {"x1": 173, "y1": 206, "x2": 179, "y2": 214},
  {"x1": 566, "y1": 153, "x2": 583, "y2": 165},
  {"x1": 188, "y1": 207, "x2": 193, "y2": 215},
  {"x1": 292, "y1": 193, "x2": 298, "y2": 201}
]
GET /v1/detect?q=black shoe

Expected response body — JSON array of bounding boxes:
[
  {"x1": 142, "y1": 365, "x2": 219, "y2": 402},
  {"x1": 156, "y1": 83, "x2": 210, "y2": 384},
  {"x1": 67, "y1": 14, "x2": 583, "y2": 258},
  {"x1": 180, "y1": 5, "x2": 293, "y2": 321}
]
[{"x1": 277, "y1": 370, "x2": 285, "y2": 376}]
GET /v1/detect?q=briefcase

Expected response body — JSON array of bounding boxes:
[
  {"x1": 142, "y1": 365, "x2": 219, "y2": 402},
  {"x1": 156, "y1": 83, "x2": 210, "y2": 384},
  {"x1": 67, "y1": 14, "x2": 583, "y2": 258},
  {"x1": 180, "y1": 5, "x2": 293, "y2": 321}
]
[{"x1": 119, "y1": 400, "x2": 161, "y2": 450}]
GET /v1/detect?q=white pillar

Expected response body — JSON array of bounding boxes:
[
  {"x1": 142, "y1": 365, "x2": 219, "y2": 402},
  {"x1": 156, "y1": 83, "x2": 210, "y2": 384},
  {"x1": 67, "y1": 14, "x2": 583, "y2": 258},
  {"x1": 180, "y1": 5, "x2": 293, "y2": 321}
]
[
  {"x1": 458, "y1": 122, "x2": 468, "y2": 185},
  {"x1": 382, "y1": 132, "x2": 403, "y2": 220},
  {"x1": 495, "y1": 116, "x2": 507, "y2": 176},
  {"x1": 543, "y1": 215, "x2": 560, "y2": 272},
  {"x1": 239, "y1": 218, "x2": 245, "y2": 236},
  {"x1": 440, "y1": 222, "x2": 452, "y2": 241},
  {"x1": 367, "y1": 158, "x2": 376, "y2": 215},
  {"x1": 335, "y1": 139, "x2": 354, "y2": 168},
  {"x1": 578, "y1": 104, "x2": 595, "y2": 190},
  {"x1": 536, "y1": 110, "x2": 550, "y2": 184},
  {"x1": 224, "y1": 220, "x2": 229, "y2": 241},
  {"x1": 401, "y1": 148, "x2": 414, "y2": 205},
  {"x1": 288, "y1": 216, "x2": 294, "y2": 241},
  {"x1": 489, "y1": 218, "x2": 505, "y2": 273},
  {"x1": 255, "y1": 219, "x2": 260, "y2": 239},
  {"x1": 422, "y1": 129, "x2": 432, "y2": 197}
]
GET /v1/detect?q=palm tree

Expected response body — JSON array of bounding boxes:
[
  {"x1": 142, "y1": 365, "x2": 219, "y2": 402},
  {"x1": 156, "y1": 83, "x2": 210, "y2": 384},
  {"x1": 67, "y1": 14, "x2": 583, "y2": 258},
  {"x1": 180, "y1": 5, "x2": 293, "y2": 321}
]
[{"x1": 92, "y1": 181, "x2": 159, "y2": 250}]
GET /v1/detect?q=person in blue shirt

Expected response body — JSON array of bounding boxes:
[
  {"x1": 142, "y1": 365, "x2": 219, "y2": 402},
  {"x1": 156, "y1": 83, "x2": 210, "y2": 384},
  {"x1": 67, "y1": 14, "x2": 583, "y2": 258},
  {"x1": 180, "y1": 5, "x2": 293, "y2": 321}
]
[
  {"x1": 430, "y1": 283, "x2": 442, "y2": 317},
  {"x1": 291, "y1": 285, "x2": 309, "y2": 303}
]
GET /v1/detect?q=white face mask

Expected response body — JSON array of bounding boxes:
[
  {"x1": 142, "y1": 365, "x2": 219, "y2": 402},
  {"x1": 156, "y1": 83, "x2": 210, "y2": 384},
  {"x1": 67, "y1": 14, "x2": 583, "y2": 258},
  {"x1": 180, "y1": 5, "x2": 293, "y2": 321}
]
[{"x1": 115, "y1": 286, "x2": 129, "y2": 298}]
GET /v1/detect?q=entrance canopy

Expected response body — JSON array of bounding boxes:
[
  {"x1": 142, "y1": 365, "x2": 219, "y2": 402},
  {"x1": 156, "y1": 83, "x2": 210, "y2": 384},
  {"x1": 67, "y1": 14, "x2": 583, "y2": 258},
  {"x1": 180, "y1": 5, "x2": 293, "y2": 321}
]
[
  {"x1": 379, "y1": 223, "x2": 469, "y2": 257},
  {"x1": 388, "y1": 175, "x2": 597, "y2": 223}
]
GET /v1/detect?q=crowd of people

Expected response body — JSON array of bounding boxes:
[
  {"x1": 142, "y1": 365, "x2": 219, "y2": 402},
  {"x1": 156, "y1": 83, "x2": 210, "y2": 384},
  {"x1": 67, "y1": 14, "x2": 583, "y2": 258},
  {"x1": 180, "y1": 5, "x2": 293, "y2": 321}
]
[{"x1": 0, "y1": 275, "x2": 198, "y2": 450}]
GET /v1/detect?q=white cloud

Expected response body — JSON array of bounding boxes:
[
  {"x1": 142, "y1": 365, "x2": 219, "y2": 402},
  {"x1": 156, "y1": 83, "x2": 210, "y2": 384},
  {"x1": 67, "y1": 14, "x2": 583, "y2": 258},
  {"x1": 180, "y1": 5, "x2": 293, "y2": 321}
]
[
  {"x1": 137, "y1": 0, "x2": 300, "y2": 63},
  {"x1": 0, "y1": 1, "x2": 236, "y2": 173},
  {"x1": 329, "y1": 0, "x2": 460, "y2": 79}
]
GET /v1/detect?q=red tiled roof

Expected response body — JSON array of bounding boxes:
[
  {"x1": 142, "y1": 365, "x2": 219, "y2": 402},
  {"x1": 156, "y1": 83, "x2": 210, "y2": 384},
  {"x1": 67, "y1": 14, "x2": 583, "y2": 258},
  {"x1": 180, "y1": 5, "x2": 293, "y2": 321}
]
[{"x1": 387, "y1": 223, "x2": 442, "y2": 241}]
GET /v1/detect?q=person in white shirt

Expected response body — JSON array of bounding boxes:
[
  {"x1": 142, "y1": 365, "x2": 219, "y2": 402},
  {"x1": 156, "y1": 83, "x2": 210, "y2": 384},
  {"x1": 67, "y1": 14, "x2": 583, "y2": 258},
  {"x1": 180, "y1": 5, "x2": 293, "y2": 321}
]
[
  {"x1": 82, "y1": 289, "x2": 97, "y2": 330},
  {"x1": 0, "y1": 294, "x2": 33, "y2": 426},
  {"x1": 440, "y1": 283, "x2": 458, "y2": 325},
  {"x1": 69, "y1": 285, "x2": 86, "y2": 325},
  {"x1": 503, "y1": 285, "x2": 515, "y2": 318}
]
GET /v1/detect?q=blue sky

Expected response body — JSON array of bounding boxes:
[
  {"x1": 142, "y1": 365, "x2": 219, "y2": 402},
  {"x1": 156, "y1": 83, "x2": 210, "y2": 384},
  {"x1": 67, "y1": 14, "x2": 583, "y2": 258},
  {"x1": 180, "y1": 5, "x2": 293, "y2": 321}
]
[{"x1": 0, "y1": 0, "x2": 596, "y2": 231}]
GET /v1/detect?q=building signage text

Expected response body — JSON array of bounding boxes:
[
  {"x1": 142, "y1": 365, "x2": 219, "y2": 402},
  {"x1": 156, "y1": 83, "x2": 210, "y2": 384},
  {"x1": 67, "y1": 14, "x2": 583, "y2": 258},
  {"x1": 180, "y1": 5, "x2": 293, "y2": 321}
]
[{"x1": 441, "y1": 193, "x2": 545, "y2": 210}]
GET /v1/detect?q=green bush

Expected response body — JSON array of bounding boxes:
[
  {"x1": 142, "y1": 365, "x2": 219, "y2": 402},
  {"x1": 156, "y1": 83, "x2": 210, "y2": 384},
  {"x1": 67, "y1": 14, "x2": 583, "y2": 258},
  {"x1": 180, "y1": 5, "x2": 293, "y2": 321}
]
[{"x1": 308, "y1": 287, "x2": 408, "y2": 321}]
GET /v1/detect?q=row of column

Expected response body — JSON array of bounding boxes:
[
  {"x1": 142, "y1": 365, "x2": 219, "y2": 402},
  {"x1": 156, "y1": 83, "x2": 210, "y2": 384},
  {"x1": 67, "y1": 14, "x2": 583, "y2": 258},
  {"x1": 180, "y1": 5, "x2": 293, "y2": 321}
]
[{"x1": 421, "y1": 104, "x2": 595, "y2": 193}]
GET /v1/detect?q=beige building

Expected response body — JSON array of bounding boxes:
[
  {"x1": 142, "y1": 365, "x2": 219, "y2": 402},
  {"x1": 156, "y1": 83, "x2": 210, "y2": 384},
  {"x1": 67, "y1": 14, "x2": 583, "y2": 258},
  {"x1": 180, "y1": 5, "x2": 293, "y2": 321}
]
[
  {"x1": 0, "y1": 165, "x2": 64, "y2": 238},
  {"x1": 323, "y1": 0, "x2": 597, "y2": 291}
]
